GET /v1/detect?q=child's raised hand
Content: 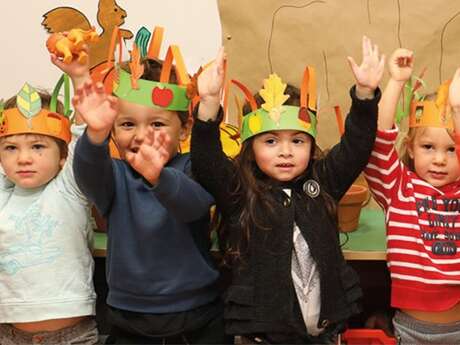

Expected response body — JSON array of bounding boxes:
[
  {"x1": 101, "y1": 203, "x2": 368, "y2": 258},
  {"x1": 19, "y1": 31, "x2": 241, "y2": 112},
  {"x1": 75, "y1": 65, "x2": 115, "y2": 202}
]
[
  {"x1": 347, "y1": 36, "x2": 385, "y2": 97},
  {"x1": 125, "y1": 128, "x2": 171, "y2": 185},
  {"x1": 50, "y1": 43, "x2": 91, "y2": 86},
  {"x1": 72, "y1": 81, "x2": 118, "y2": 143},
  {"x1": 388, "y1": 48, "x2": 414, "y2": 83},
  {"x1": 449, "y1": 68, "x2": 460, "y2": 117},
  {"x1": 197, "y1": 47, "x2": 226, "y2": 121}
]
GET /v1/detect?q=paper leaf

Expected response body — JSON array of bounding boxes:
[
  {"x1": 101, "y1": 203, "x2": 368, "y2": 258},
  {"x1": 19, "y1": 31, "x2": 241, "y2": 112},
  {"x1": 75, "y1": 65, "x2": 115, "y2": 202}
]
[
  {"x1": 0, "y1": 99, "x2": 4, "y2": 124},
  {"x1": 16, "y1": 83, "x2": 42, "y2": 119},
  {"x1": 248, "y1": 112, "x2": 262, "y2": 134},
  {"x1": 134, "y1": 27, "x2": 151, "y2": 58},
  {"x1": 129, "y1": 44, "x2": 144, "y2": 89},
  {"x1": 259, "y1": 74, "x2": 289, "y2": 113}
]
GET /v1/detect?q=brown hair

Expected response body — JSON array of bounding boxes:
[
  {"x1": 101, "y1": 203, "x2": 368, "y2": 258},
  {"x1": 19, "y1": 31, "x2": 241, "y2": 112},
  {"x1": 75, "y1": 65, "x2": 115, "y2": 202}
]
[
  {"x1": 3, "y1": 91, "x2": 68, "y2": 159},
  {"x1": 120, "y1": 58, "x2": 189, "y2": 127}
]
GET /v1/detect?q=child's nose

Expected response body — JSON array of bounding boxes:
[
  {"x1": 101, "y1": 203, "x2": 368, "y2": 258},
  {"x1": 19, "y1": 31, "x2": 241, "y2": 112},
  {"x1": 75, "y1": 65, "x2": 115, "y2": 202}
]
[
  {"x1": 433, "y1": 151, "x2": 447, "y2": 165},
  {"x1": 17, "y1": 150, "x2": 32, "y2": 164},
  {"x1": 279, "y1": 142, "x2": 293, "y2": 157},
  {"x1": 134, "y1": 127, "x2": 147, "y2": 142}
]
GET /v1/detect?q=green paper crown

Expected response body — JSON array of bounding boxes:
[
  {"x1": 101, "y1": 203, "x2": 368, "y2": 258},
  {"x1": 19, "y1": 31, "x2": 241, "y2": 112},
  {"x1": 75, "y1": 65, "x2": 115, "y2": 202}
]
[
  {"x1": 240, "y1": 74, "x2": 317, "y2": 141},
  {"x1": 113, "y1": 68, "x2": 190, "y2": 111}
]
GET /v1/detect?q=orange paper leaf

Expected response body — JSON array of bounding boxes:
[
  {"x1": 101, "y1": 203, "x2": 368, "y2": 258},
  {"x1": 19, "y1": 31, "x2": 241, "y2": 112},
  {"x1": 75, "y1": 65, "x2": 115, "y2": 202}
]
[{"x1": 129, "y1": 44, "x2": 144, "y2": 89}]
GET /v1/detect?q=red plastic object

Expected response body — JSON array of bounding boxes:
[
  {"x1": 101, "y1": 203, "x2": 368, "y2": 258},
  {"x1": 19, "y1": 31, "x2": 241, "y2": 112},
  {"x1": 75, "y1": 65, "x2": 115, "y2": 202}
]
[{"x1": 341, "y1": 329, "x2": 397, "y2": 345}]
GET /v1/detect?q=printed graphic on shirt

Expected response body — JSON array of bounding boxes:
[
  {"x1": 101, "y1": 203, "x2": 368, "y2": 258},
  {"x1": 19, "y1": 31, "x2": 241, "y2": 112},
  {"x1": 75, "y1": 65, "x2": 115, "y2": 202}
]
[
  {"x1": 416, "y1": 196, "x2": 460, "y2": 256},
  {"x1": 0, "y1": 204, "x2": 61, "y2": 275}
]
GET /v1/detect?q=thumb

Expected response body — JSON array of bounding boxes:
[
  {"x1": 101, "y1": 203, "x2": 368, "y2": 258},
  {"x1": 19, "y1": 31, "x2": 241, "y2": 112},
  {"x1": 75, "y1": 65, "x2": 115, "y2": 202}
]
[{"x1": 347, "y1": 56, "x2": 360, "y2": 79}]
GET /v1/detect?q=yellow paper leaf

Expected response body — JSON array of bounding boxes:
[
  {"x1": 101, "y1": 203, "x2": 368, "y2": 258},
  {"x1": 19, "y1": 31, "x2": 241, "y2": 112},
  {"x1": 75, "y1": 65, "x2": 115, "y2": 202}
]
[
  {"x1": 259, "y1": 74, "x2": 289, "y2": 114},
  {"x1": 249, "y1": 113, "x2": 262, "y2": 134}
]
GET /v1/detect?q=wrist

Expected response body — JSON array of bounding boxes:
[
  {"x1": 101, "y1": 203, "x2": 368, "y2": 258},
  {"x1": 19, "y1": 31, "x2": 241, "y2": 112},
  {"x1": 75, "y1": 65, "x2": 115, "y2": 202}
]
[
  {"x1": 86, "y1": 128, "x2": 111, "y2": 145},
  {"x1": 72, "y1": 73, "x2": 91, "y2": 89},
  {"x1": 197, "y1": 98, "x2": 221, "y2": 122},
  {"x1": 355, "y1": 85, "x2": 375, "y2": 100}
]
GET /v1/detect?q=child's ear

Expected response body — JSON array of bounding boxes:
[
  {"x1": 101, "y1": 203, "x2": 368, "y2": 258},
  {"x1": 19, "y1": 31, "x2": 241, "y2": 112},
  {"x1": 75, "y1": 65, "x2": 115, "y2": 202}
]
[
  {"x1": 406, "y1": 140, "x2": 415, "y2": 159},
  {"x1": 179, "y1": 116, "x2": 193, "y2": 141},
  {"x1": 59, "y1": 157, "x2": 66, "y2": 168}
]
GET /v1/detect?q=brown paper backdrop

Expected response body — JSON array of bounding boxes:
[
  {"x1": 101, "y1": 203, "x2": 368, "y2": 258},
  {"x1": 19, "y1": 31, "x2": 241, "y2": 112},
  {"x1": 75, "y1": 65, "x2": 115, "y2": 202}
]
[{"x1": 218, "y1": 0, "x2": 460, "y2": 150}]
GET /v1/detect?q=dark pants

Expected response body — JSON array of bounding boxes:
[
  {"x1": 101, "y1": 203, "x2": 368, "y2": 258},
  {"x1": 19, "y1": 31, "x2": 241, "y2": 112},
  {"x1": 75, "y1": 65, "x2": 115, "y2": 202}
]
[{"x1": 105, "y1": 299, "x2": 233, "y2": 345}]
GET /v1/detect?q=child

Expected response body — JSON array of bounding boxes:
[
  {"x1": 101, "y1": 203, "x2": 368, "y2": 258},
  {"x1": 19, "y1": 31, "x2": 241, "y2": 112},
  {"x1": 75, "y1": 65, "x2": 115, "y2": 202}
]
[
  {"x1": 0, "y1": 58, "x2": 98, "y2": 343},
  {"x1": 190, "y1": 36, "x2": 384, "y2": 344},
  {"x1": 71, "y1": 35, "x2": 229, "y2": 344},
  {"x1": 365, "y1": 49, "x2": 460, "y2": 344}
]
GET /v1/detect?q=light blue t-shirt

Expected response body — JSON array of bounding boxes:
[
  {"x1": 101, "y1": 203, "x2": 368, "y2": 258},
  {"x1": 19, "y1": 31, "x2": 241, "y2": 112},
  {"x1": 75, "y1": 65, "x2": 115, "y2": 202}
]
[{"x1": 0, "y1": 125, "x2": 96, "y2": 322}]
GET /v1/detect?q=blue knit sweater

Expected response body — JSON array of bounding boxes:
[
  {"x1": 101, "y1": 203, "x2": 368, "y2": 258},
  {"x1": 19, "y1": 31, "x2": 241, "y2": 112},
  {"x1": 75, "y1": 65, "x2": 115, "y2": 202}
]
[{"x1": 74, "y1": 131, "x2": 219, "y2": 313}]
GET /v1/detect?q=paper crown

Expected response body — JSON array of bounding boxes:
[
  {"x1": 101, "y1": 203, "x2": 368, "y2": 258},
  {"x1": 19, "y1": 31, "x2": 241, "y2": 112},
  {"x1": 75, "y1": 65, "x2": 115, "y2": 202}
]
[
  {"x1": 237, "y1": 67, "x2": 317, "y2": 142},
  {"x1": 409, "y1": 80, "x2": 453, "y2": 129},
  {"x1": 397, "y1": 72, "x2": 453, "y2": 130},
  {"x1": 96, "y1": 26, "x2": 192, "y2": 112},
  {"x1": 0, "y1": 75, "x2": 72, "y2": 143}
]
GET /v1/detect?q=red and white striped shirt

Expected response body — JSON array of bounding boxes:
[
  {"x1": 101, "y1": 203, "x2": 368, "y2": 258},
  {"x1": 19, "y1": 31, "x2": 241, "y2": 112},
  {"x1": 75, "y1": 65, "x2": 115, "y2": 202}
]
[{"x1": 365, "y1": 128, "x2": 460, "y2": 311}]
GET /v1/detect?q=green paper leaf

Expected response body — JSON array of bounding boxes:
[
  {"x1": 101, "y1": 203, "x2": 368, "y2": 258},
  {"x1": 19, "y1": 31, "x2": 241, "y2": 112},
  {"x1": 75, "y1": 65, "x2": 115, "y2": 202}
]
[
  {"x1": 0, "y1": 99, "x2": 4, "y2": 124},
  {"x1": 16, "y1": 83, "x2": 42, "y2": 119},
  {"x1": 134, "y1": 27, "x2": 151, "y2": 58}
]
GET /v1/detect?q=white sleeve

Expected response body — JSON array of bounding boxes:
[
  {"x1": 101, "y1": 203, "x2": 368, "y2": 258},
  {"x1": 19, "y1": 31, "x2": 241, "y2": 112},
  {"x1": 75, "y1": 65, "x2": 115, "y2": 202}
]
[{"x1": 55, "y1": 124, "x2": 89, "y2": 204}]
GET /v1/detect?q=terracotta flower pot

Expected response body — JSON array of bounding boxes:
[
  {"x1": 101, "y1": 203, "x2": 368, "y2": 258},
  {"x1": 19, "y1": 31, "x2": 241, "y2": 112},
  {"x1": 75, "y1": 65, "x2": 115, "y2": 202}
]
[{"x1": 338, "y1": 184, "x2": 369, "y2": 232}]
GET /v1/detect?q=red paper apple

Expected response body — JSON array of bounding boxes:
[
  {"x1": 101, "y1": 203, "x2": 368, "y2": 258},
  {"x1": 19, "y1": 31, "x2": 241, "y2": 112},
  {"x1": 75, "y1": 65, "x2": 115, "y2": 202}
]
[{"x1": 152, "y1": 87, "x2": 174, "y2": 107}]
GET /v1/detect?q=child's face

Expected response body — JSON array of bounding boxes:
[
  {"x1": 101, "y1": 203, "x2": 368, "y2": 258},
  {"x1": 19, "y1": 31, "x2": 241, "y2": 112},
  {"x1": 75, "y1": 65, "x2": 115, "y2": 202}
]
[
  {"x1": 0, "y1": 134, "x2": 65, "y2": 189},
  {"x1": 408, "y1": 127, "x2": 460, "y2": 187},
  {"x1": 252, "y1": 130, "x2": 312, "y2": 182},
  {"x1": 113, "y1": 100, "x2": 190, "y2": 162}
]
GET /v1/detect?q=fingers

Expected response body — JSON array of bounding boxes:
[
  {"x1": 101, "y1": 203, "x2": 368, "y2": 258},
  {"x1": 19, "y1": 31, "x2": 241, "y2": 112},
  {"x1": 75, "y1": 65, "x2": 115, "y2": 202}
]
[
  {"x1": 216, "y1": 47, "x2": 226, "y2": 75},
  {"x1": 347, "y1": 56, "x2": 359, "y2": 75},
  {"x1": 453, "y1": 67, "x2": 460, "y2": 81}
]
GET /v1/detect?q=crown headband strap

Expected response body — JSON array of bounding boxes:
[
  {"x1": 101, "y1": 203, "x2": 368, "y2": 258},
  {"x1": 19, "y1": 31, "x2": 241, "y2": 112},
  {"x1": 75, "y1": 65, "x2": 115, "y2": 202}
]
[
  {"x1": 50, "y1": 74, "x2": 71, "y2": 117},
  {"x1": 300, "y1": 66, "x2": 317, "y2": 111},
  {"x1": 160, "y1": 45, "x2": 190, "y2": 85},
  {"x1": 146, "y1": 26, "x2": 164, "y2": 60}
]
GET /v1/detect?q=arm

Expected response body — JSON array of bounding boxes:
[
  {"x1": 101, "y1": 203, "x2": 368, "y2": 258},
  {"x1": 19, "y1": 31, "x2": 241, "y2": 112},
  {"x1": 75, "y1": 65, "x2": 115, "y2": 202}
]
[
  {"x1": 190, "y1": 47, "x2": 238, "y2": 214},
  {"x1": 149, "y1": 165, "x2": 214, "y2": 222},
  {"x1": 72, "y1": 80, "x2": 119, "y2": 215},
  {"x1": 449, "y1": 68, "x2": 460, "y2": 163},
  {"x1": 50, "y1": 44, "x2": 92, "y2": 125},
  {"x1": 378, "y1": 48, "x2": 414, "y2": 130},
  {"x1": 316, "y1": 36, "x2": 384, "y2": 200}
]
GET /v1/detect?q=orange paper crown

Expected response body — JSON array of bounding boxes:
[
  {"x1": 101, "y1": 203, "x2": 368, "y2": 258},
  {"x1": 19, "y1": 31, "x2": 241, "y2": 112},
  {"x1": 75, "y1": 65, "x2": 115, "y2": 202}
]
[
  {"x1": 409, "y1": 80, "x2": 453, "y2": 130},
  {"x1": 0, "y1": 75, "x2": 71, "y2": 143}
]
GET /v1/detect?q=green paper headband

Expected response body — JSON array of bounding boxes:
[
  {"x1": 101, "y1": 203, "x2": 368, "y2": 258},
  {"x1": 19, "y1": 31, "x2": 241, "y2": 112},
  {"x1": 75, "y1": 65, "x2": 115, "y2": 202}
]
[
  {"x1": 238, "y1": 69, "x2": 318, "y2": 142},
  {"x1": 241, "y1": 105, "x2": 317, "y2": 141},
  {"x1": 113, "y1": 68, "x2": 190, "y2": 111}
]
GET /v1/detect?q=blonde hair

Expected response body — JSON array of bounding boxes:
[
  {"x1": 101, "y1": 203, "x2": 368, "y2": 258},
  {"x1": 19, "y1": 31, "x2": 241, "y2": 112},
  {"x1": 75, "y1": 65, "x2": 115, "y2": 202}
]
[{"x1": 399, "y1": 126, "x2": 454, "y2": 171}]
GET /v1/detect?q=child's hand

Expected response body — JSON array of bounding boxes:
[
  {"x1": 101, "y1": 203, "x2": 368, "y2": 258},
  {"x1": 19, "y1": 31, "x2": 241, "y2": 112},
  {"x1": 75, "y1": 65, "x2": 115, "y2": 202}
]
[
  {"x1": 50, "y1": 43, "x2": 91, "y2": 87},
  {"x1": 388, "y1": 48, "x2": 413, "y2": 83},
  {"x1": 125, "y1": 128, "x2": 171, "y2": 185},
  {"x1": 72, "y1": 81, "x2": 118, "y2": 144},
  {"x1": 197, "y1": 47, "x2": 226, "y2": 121},
  {"x1": 449, "y1": 68, "x2": 460, "y2": 113},
  {"x1": 347, "y1": 36, "x2": 385, "y2": 98}
]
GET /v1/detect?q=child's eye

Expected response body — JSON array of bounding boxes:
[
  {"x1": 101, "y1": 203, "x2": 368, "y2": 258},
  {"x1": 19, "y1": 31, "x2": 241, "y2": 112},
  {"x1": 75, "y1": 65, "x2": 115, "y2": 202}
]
[
  {"x1": 293, "y1": 138, "x2": 304, "y2": 144},
  {"x1": 448, "y1": 147, "x2": 456, "y2": 153},
  {"x1": 422, "y1": 144, "x2": 433, "y2": 150},
  {"x1": 152, "y1": 121, "x2": 165, "y2": 128},
  {"x1": 265, "y1": 138, "x2": 276, "y2": 144},
  {"x1": 120, "y1": 121, "x2": 134, "y2": 128},
  {"x1": 3, "y1": 145, "x2": 16, "y2": 151},
  {"x1": 32, "y1": 144, "x2": 46, "y2": 150}
]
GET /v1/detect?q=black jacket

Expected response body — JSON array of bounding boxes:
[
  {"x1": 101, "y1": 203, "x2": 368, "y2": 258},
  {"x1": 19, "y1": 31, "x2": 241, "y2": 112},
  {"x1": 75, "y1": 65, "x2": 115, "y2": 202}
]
[{"x1": 191, "y1": 86, "x2": 380, "y2": 337}]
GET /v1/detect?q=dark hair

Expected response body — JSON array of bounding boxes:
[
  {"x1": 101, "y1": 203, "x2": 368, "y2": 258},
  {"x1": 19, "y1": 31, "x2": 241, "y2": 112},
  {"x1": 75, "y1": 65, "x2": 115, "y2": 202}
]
[
  {"x1": 3, "y1": 91, "x2": 68, "y2": 160},
  {"x1": 217, "y1": 84, "x2": 337, "y2": 264},
  {"x1": 120, "y1": 58, "x2": 189, "y2": 127}
]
